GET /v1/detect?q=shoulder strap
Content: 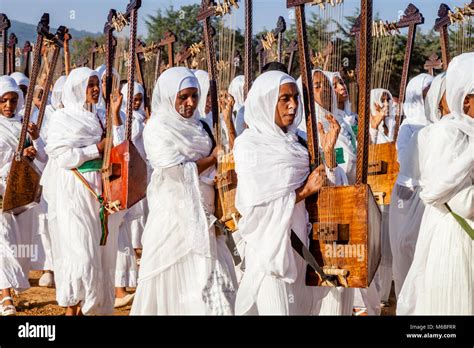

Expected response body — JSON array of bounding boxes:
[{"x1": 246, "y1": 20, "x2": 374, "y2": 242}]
[{"x1": 200, "y1": 120, "x2": 216, "y2": 150}]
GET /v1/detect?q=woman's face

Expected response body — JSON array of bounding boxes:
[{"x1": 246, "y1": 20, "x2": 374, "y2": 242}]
[
  {"x1": 439, "y1": 92, "x2": 450, "y2": 117},
  {"x1": 133, "y1": 93, "x2": 143, "y2": 111},
  {"x1": 0, "y1": 92, "x2": 19, "y2": 118},
  {"x1": 333, "y1": 76, "x2": 348, "y2": 103},
  {"x1": 274, "y1": 82, "x2": 299, "y2": 133},
  {"x1": 205, "y1": 92, "x2": 212, "y2": 114},
  {"x1": 85, "y1": 76, "x2": 100, "y2": 104},
  {"x1": 463, "y1": 94, "x2": 474, "y2": 118},
  {"x1": 313, "y1": 71, "x2": 332, "y2": 111},
  {"x1": 175, "y1": 87, "x2": 199, "y2": 118},
  {"x1": 380, "y1": 92, "x2": 391, "y2": 117}
]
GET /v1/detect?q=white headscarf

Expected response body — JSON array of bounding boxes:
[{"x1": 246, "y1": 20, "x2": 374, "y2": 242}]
[
  {"x1": 46, "y1": 67, "x2": 103, "y2": 158},
  {"x1": 424, "y1": 72, "x2": 447, "y2": 124},
  {"x1": 228, "y1": 75, "x2": 245, "y2": 113},
  {"x1": 143, "y1": 67, "x2": 211, "y2": 169},
  {"x1": 443, "y1": 52, "x2": 474, "y2": 137},
  {"x1": 403, "y1": 73, "x2": 434, "y2": 126},
  {"x1": 120, "y1": 81, "x2": 145, "y2": 118},
  {"x1": 0, "y1": 76, "x2": 24, "y2": 149},
  {"x1": 51, "y1": 75, "x2": 67, "y2": 110},
  {"x1": 10, "y1": 71, "x2": 30, "y2": 87},
  {"x1": 370, "y1": 88, "x2": 393, "y2": 116},
  {"x1": 331, "y1": 71, "x2": 353, "y2": 115},
  {"x1": 193, "y1": 70, "x2": 209, "y2": 116},
  {"x1": 0, "y1": 75, "x2": 24, "y2": 117},
  {"x1": 235, "y1": 70, "x2": 308, "y2": 208}
]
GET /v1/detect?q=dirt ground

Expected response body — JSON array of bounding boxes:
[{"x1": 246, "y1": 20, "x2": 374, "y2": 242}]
[{"x1": 12, "y1": 271, "x2": 396, "y2": 316}]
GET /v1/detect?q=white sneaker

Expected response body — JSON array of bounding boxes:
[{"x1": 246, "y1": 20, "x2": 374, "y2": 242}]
[
  {"x1": 39, "y1": 272, "x2": 55, "y2": 288},
  {"x1": 114, "y1": 293, "x2": 135, "y2": 308}
]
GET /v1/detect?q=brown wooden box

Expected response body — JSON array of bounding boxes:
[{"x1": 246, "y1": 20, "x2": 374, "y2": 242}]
[
  {"x1": 2, "y1": 156, "x2": 42, "y2": 215},
  {"x1": 106, "y1": 140, "x2": 147, "y2": 210},
  {"x1": 306, "y1": 184, "x2": 381, "y2": 288},
  {"x1": 367, "y1": 142, "x2": 399, "y2": 205}
]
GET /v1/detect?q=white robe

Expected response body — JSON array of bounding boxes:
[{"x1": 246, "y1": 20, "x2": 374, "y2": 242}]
[
  {"x1": 389, "y1": 73, "x2": 434, "y2": 298},
  {"x1": 44, "y1": 67, "x2": 124, "y2": 314},
  {"x1": 131, "y1": 67, "x2": 236, "y2": 315},
  {"x1": 397, "y1": 53, "x2": 474, "y2": 315}
]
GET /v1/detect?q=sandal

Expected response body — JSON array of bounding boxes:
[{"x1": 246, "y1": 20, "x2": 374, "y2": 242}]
[
  {"x1": 353, "y1": 307, "x2": 368, "y2": 316},
  {"x1": 1, "y1": 296, "x2": 17, "y2": 316}
]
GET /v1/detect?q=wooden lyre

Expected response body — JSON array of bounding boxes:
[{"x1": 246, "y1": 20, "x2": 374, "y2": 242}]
[
  {"x1": 74, "y1": 56, "x2": 89, "y2": 69},
  {"x1": 435, "y1": 1, "x2": 474, "y2": 70},
  {"x1": 256, "y1": 17, "x2": 286, "y2": 72},
  {"x1": 243, "y1": 0, "x2": 253, "y2": 98},
  {"x1": 2, "y1": 15, "x2": 65, "y2": 215},
  {"x1": 89, "y1": 41, "x2": 99, "y2": 69},
  {"x1": 0, "y1": 13, "x2": 10, "y2": 76},
  {"x1": 288, "y1": 0, "x2": 381, "y2": 288},
  {"x1": 7, "y1": 32, "x2": 17, "y2": 75},
  {"x1": 198, "y1": 0, "x2": 241, "y2": 231},
  {"x1": 424, "y1": 53, "x2": 443, "y2": 76},
  {"x1": 63, "y1": 28, "x2": 72, "y2": 76},
  {"x1": 285, "y1": 39, "x2": 298, "y2": 76},
  {"x1": 352, "y1": 4, "x2": 422, "y2": 205},
  {"x1": 102, "y1": 0, "x2": 148, "y2": 213},
  {"x1": 135, "y1": 39, "x2": 152, "y2": 118},
  {"x1": 176, "y1": 45, "x2": 192, "y2": 67},
  {"x1": 22, "y1": 41, "x2": 32, "y2": 77},
  {"x1": 158, "y1": 31, "x2": 177, "y2": 70}
]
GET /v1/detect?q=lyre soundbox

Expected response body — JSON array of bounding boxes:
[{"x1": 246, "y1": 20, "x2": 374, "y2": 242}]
[
  {"x1": 2, "y1": 156, "x2": 42, "y2": 215},
  {"x1": 306, "y1": 184, "x2": 381, "y2": 288},
  {"x1": 215, "y1": 152, "x2": 240, "y2": 232},
  {"x1": 106, "y1": 140, "x2": 147, "y2": 210},
  {"x1": 367, "y1": 142, "x2": 399, "y2": 205}
]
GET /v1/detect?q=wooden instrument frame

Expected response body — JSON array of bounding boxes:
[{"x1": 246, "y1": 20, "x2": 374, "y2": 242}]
[
  {"x1": 0, "y1": 13, "x2": 11, "y2": 76},
  {"x1": 102, "y1": 0, "x2": 148, "y2": 212},
  {"x1": 243, "y1": 0, "x2": 253, "y2": 98},
  {"x1": 285, "y1": 39, "x2": 298, "y2": 75},
  {"x1": 434, "y1": 3, "x2": 452, "y2": 70},
  {"x1": 7, "y1": 32, "x2": 17, "y2": 75},
  {"x1": 22, "y1": 41, "x2": 32, "y2": 77},
  {"x1": 3, "y1": 15, "x2": 64, "y2": 215},
  {"x1": 288, "y1": 0, "x2": 381, "y2": 288}
]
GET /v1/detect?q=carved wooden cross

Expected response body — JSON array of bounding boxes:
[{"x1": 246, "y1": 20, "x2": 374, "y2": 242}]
[
  {"x1": 0, "y1": 13, "x2": 10, "y2": 75},
  {"x1": 393, "y1": 3, "x2": 424, "y2": 141},
  {"x1": 89, "y1": 41, "x2": 99, "y2": 69},
  {"x1": 197, "y1": 0, "x2": 219, "y2": 128},
  {"x1": 22, "y1": 41, "x2": 32, "y2": 77},
  {"x1": 434, "y1": 3, "x2": 452, "y2": 70},
  {"x1": 424, "y1": 53, "x2": 443, "y2": 76},
  {"x1": 285, "y1": 39, "x2": 298, "y2": 75},
  {"x1": 157, "y1": 31, "x2": 177, "y2": 69},
  {"x1": 7, "y1": 32, "x2": 17, "y2": 75}
]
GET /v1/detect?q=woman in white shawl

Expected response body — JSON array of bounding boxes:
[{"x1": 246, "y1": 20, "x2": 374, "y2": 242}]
[
  {"x1": 297, "y1": 70, "x2": 356, "y2": 184},
  {"x1": 234, "y1": 70, "x2": 345, "y2": 315},
  {"x1": 0, "y1": 76, "x2": 40, "y2": 316},
  {"x1": 332, "y1": 71, "x2": 358, "y2": 128},
  {"x1": 131, "y1": 67, "x2": 236, "y2": 315},
  {"x1": 388, "y1": 73, "x2": 434, "y2": 298},
  {"x1": 44, "y1": 67, "x2": 124, "y2": 315},
  {"x1": 113, "y1": 81, "x2": 148, "y2": 308},
  {"x1": 369, "y1": 89, "x2": 396, "y2": 144},
  {"x1": 397, "y1": 52, "x2": 473, "y2": 315},
  {"x1": 29, "y1": 75, "x2": 67, "y2": 289},
  {"x1": 228, "y1": 75, "x2": 246, "y2": 136}
]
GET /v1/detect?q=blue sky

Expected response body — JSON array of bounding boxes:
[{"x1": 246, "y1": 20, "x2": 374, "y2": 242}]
[{"x1": 0, "y1": 0, "x2": 470, "y2": 37}]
